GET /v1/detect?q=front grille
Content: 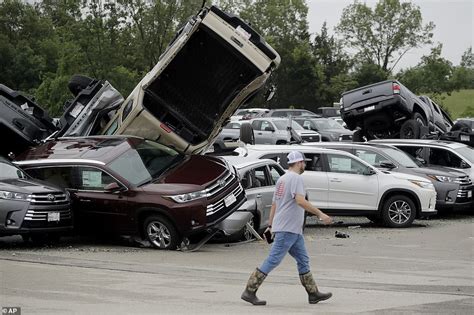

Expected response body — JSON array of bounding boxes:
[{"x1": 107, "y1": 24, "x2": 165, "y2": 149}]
[
  {"x1": 24, "y1": 209, "x2": 72, "y2": 221},
  {"x1": 29, "y1": 192, "x2": 69, "y2": 205},
  {"x1": 204, "y1": 169, "x2": 235, "y2": 199},
  {"x1": 454, "y1": 176, "x2": 472, "y2": 185},
  {"x1": 206, "y1": 184, "x2": 244, "y2": 216},
  {"x1": 301, "y1": 135, "x2": 320, "y2": 142}
]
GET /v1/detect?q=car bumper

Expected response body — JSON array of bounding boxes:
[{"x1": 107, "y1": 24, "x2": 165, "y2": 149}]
[
  {"x1": 215, "y1": 211, "x2": 253, "y2": 236},
  {"x1": 419, "y1": 189, "x2": 438, "y2": 216}
]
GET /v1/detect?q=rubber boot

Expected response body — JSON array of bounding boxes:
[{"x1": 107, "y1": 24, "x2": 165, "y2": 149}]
[
  {"x1": 299, "y1": 271, "x2": 332, "y2": 304},
  {"x1": 241, "y1": 268, "x2": 267, "y2": 305}
]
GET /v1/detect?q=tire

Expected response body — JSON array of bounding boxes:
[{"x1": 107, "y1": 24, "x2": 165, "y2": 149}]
[
  {"x1": 400, "y1": 119, "x2": 421, "y2": 139},
  {"x1": 68, "y1": 75, "x2": 94, "y2": 96},
  {"x1": 143, "y1": 215, "x2": 180, "y2": 250},
  {"x1": 240, "y1": 123, "x2": 255, "y2": 145},
  {"x1": 381, "y1": 195, "x2": 416, "y2": 228},
  {"x1": 366, "y1": 215, "x2": 382, "y2": 224},
  {"x1": 276, "y1": 140, "x2": 287, "y2": 145},
  {"x1": 413, "y1": 112, "x2": 427, "y2": 126},
  {"x1": 241, "y1": 214, "x2": 258, "y2": 241}
]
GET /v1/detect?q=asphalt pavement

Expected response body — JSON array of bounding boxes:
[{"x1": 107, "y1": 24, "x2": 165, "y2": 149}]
[{"x1": 0, "y1": 214, "x2": 473, "y2": 314}]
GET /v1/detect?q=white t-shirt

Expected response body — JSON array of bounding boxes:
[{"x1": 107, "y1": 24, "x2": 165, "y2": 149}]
[{"x1": 271, "y1": 171, "x2": 306, "y2": 235}]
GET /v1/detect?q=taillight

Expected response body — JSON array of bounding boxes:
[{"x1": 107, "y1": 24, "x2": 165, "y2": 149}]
[{"x1": 393, "y1": 83, "x2": 401, "y2": 94}]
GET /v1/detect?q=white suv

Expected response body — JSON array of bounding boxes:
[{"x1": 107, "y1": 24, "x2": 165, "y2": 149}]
[
  {"x1": 100, "y1": 5, "x2": 280, "y2": 154},
  {"x1": 235, "y1": 145, "x2": 437, "y2": 227}
]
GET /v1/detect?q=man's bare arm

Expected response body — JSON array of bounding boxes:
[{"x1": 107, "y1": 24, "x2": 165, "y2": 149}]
[{"x1": 295, "y1": 194, "x2": 332, "y2": 224}]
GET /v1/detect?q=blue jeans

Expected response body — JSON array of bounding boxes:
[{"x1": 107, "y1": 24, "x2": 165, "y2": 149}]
[{"x1": 259, "y1": 232, "x2": 310, "y2": 275}]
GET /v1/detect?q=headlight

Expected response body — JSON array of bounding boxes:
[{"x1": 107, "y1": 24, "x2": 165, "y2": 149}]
[
  {"x1": 166, "y1": 191, "x2": 206, "y2": 203},
  {"x1": 0, "y1": 190, "x2": 30, "y2": 201},
  {"x1": 408, "y1": 180, "x2": 434, "y2": 190},
  {"x1": 427, "y1": 175, "x2": 454, "y2": 182}
]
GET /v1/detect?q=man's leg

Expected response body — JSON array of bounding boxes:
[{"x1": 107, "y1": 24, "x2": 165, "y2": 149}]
[
  {"x1": 289, "y1": 235, "x2": 332, "y2": 304},
  {"x1": 259, "y1": 232, "x2": 298, "y2": 274}
]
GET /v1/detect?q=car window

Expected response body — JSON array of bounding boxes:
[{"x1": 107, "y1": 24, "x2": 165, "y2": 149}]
[
  {"x1": 260, "y1": 120, "x2": 273, "y2": 131},
  {"x1": 304, "y1": 153, "x2": 324, "y2": 172},
  {"x1": 0, "y1": 161, "x2": 26, "y2": 179},
  {"x1": 354, "y1": 149, "x2": 387, "y2": 167},
  {"x1": 327, "y1": 154, "x2": 367, "y2": 174},
  {"x1": 273, "y1": 120, "x2": 304, "y2": 130},
  {"x1": 271, "y1": 111, "x2": 287, "y2": 117},
  {"x1": 223, "y1": 122, "x2": 241, "y2": 129},
  {"x1": 251, "y1": 120, "x2": 262, "y2": 130},
  {"x1": 122, "y1": 99, "x2": 134, "y2": 121},
  {"x1": 454, "y1": 146, "x2": 474, "y2": 163},
  {"x1": 25, "y1": 166, "x2": 74, "y2": 188},
  {"x1": 104, "y1": 118, "x2": 119, "y2": 135},
  {"x1": 261, "y1": 153, "x2": 288, "y2": 169},
  {"x1": 300, "y1": 120, "x2": 312, "y2": 130},
  {"x1": 429, "y1": 148, "x2": 464, "y2": 168},
  {"x1": 76, "y1": 167, "x2": 116, "y2": 191},
  {"x1": 397, "y1": 146, "x2": 424, "y2": 159},
  {"x1": 241, "y1": 170, "x2": 252, "y2": 189},
  {"x1": 254, "y1": 166, "x2": 270, "y2": 187},
  {"x1": 268, "y1": 164, "x2": 285, "y2": 184}
]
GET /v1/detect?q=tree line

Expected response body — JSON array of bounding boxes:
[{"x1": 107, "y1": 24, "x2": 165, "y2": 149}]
[{"x1": 0, "y1": 0, "x2": 472, "y2": 117}]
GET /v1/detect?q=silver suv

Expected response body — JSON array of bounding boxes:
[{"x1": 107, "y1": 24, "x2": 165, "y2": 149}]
[{"x1": 250, "y1": 117, "x2": 321, "y2": 144}]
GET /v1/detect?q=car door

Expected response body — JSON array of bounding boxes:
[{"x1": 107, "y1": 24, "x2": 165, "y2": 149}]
[
  {"x1": 252, "y1": 120, "x2": 275, "y2": 144},
  {"x1": 71, "y1": 166, "x2": 130, "y2": 234},
  {"x1": 301, "y1": 153, "x2": 329, "y2": 209},
  {"x1": 325, "y1": 153, "x2": 379, "y2": 210},
  {"x1": 252, "y1": 165, "x2": 276, "y2": 228}
]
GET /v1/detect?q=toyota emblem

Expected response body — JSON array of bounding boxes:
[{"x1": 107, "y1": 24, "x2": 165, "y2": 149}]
[
  {"x1": 47, "y1": 194, "x2": 56, "y2": 201},
  {"x1": 217, "y1": 179, "x2": 226, "y2": 188}
]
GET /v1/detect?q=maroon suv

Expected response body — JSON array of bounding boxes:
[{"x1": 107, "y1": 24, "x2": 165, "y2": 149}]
[{"x1": 14, "y1": 136, "x2": 245, "y2": 249}]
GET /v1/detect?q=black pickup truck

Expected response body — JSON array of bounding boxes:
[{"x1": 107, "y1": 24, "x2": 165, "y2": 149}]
[{"x1": 340, "y1": 80, "x2": 454, "y2": 141}]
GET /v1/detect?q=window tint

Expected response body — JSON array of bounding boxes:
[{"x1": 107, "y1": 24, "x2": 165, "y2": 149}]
[
  {"x1": 251, "y1": 120, "x2": 262, "y2": 130},
  {"x1": 122, "y1": 99, "x2": 133, "y2": 121},
  {"x1": 261, "y1": 153, "x2": 288, "y2": 169},
  {"x1": 223, "y1": 122, "x2": 242, "y2": 129},
  {"x1": 327, "y1": 154, "x2": 367, "y2": 174},
  {"x1": 429, "y1": 148, "x2": 464, "y2": 167},
  {"x1": 254, "y1": 166, "x2": 270, "y2": 187},
  {"x1": 304, "y1": 153, "x2": 324, "y2": 171},
  {"x1": 25, "y1": 167, "x2": 75, "y2": 188},
  {"x1": 397, "y1": 146, "x2": 424, "y2": 159}
]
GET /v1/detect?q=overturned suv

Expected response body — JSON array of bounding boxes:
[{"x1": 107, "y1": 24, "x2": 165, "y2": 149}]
[
  {"x1": 0, "y1": 157, "x2": 72, "y2": 241},
  {"x1": 1, "y1": 5, "x2": 280, "y2": 157}
]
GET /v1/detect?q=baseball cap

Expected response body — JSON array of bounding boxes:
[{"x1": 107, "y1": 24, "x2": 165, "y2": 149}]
[{"x1": 287, "y1": 151, "x2": 309, "y2": 164}]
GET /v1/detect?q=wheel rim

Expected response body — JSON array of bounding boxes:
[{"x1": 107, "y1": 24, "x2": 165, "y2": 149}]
[
  {"x1": 147, "y1": 221, "x2": 172, "y2": 248},
  {"x1": 416, "y1": 117, "x2": 426, "y2": 126},
  {"x1": 242, "y1": 218, "x2": 255, "y2": 241},
  {"x1": 388, "y1": 200, "x2": 412, "y2": 224}
]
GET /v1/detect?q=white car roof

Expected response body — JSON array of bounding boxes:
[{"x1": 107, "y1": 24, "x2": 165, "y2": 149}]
[
  {"x1": 223, "y1": 157, "x2": 277, "y2": 169},
  {"x1": 369, "y1": 139, "x2": 467, "y2": 149}
]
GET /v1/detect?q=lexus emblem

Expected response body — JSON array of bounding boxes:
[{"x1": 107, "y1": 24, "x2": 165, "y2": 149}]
[{"x1": 47, "y1": 194, "x2": 56, "y2": 201}]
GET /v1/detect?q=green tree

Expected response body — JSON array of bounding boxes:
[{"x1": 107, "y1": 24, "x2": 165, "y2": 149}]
[{"x1": 336, "y1": 0, "x2": 435, "y2": 72}]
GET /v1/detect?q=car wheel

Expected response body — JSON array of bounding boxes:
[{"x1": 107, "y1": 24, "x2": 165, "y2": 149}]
[
  {"x1": 400, "y1": 119, "x2": 421, "y2": 139},
  {"x1": 68, "y1": 74, "x2": 94, "y2": 96},
  {"x1": 413, "y1": 112, "x2": 427, "y2": 126},
  {"x1": 144, "y1": 215, "x2": 180, "y2": 250},
  {"x1": 240, "y1": 123, "x2": 255, "y2": 145},
  {"x1": 381, "y1": 195, "x2": 416, "y2": 228}
]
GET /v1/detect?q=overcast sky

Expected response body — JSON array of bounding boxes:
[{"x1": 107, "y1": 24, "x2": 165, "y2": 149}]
[{"x1": 306, "y1": 0, "x2": 473, "y2": 72}]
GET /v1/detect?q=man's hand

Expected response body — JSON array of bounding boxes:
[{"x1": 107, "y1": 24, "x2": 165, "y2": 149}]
[{"x1": 318, "y1": 213, "x2": 333, "y2": 225}]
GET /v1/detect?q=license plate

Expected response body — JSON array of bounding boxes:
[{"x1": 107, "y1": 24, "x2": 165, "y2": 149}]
[
  {"x1": 461, "y1": 135, "x2": 470, "y2": 141},
  {"x1": 364, "y1": 105, "x2": 375, "y2": 112},
  {"x1": 468, "y1": 190, "x2": 472, "y2": 198},
  {"x1": 47, "y1": 212, "x2": 60, "y2": 222},
  {"x1": 224, "y1": 194, "x2": 237, "y2": 207}
]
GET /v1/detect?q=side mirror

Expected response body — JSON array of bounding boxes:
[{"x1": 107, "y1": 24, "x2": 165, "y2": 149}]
[
  {"x1": 104, "y1": 182, "x2": 123, "y2": 192},
  {"x1": 363, "y1": 167, "x2": 377, "y2": 175},
  {"x1": 380, "y1": 161, "x2": 396, "y2": 169}
]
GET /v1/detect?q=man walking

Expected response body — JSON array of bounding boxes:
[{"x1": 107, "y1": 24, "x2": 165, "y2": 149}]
[{"x1": 241, "y1": 151, "x2": 333, "y2": 306}]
